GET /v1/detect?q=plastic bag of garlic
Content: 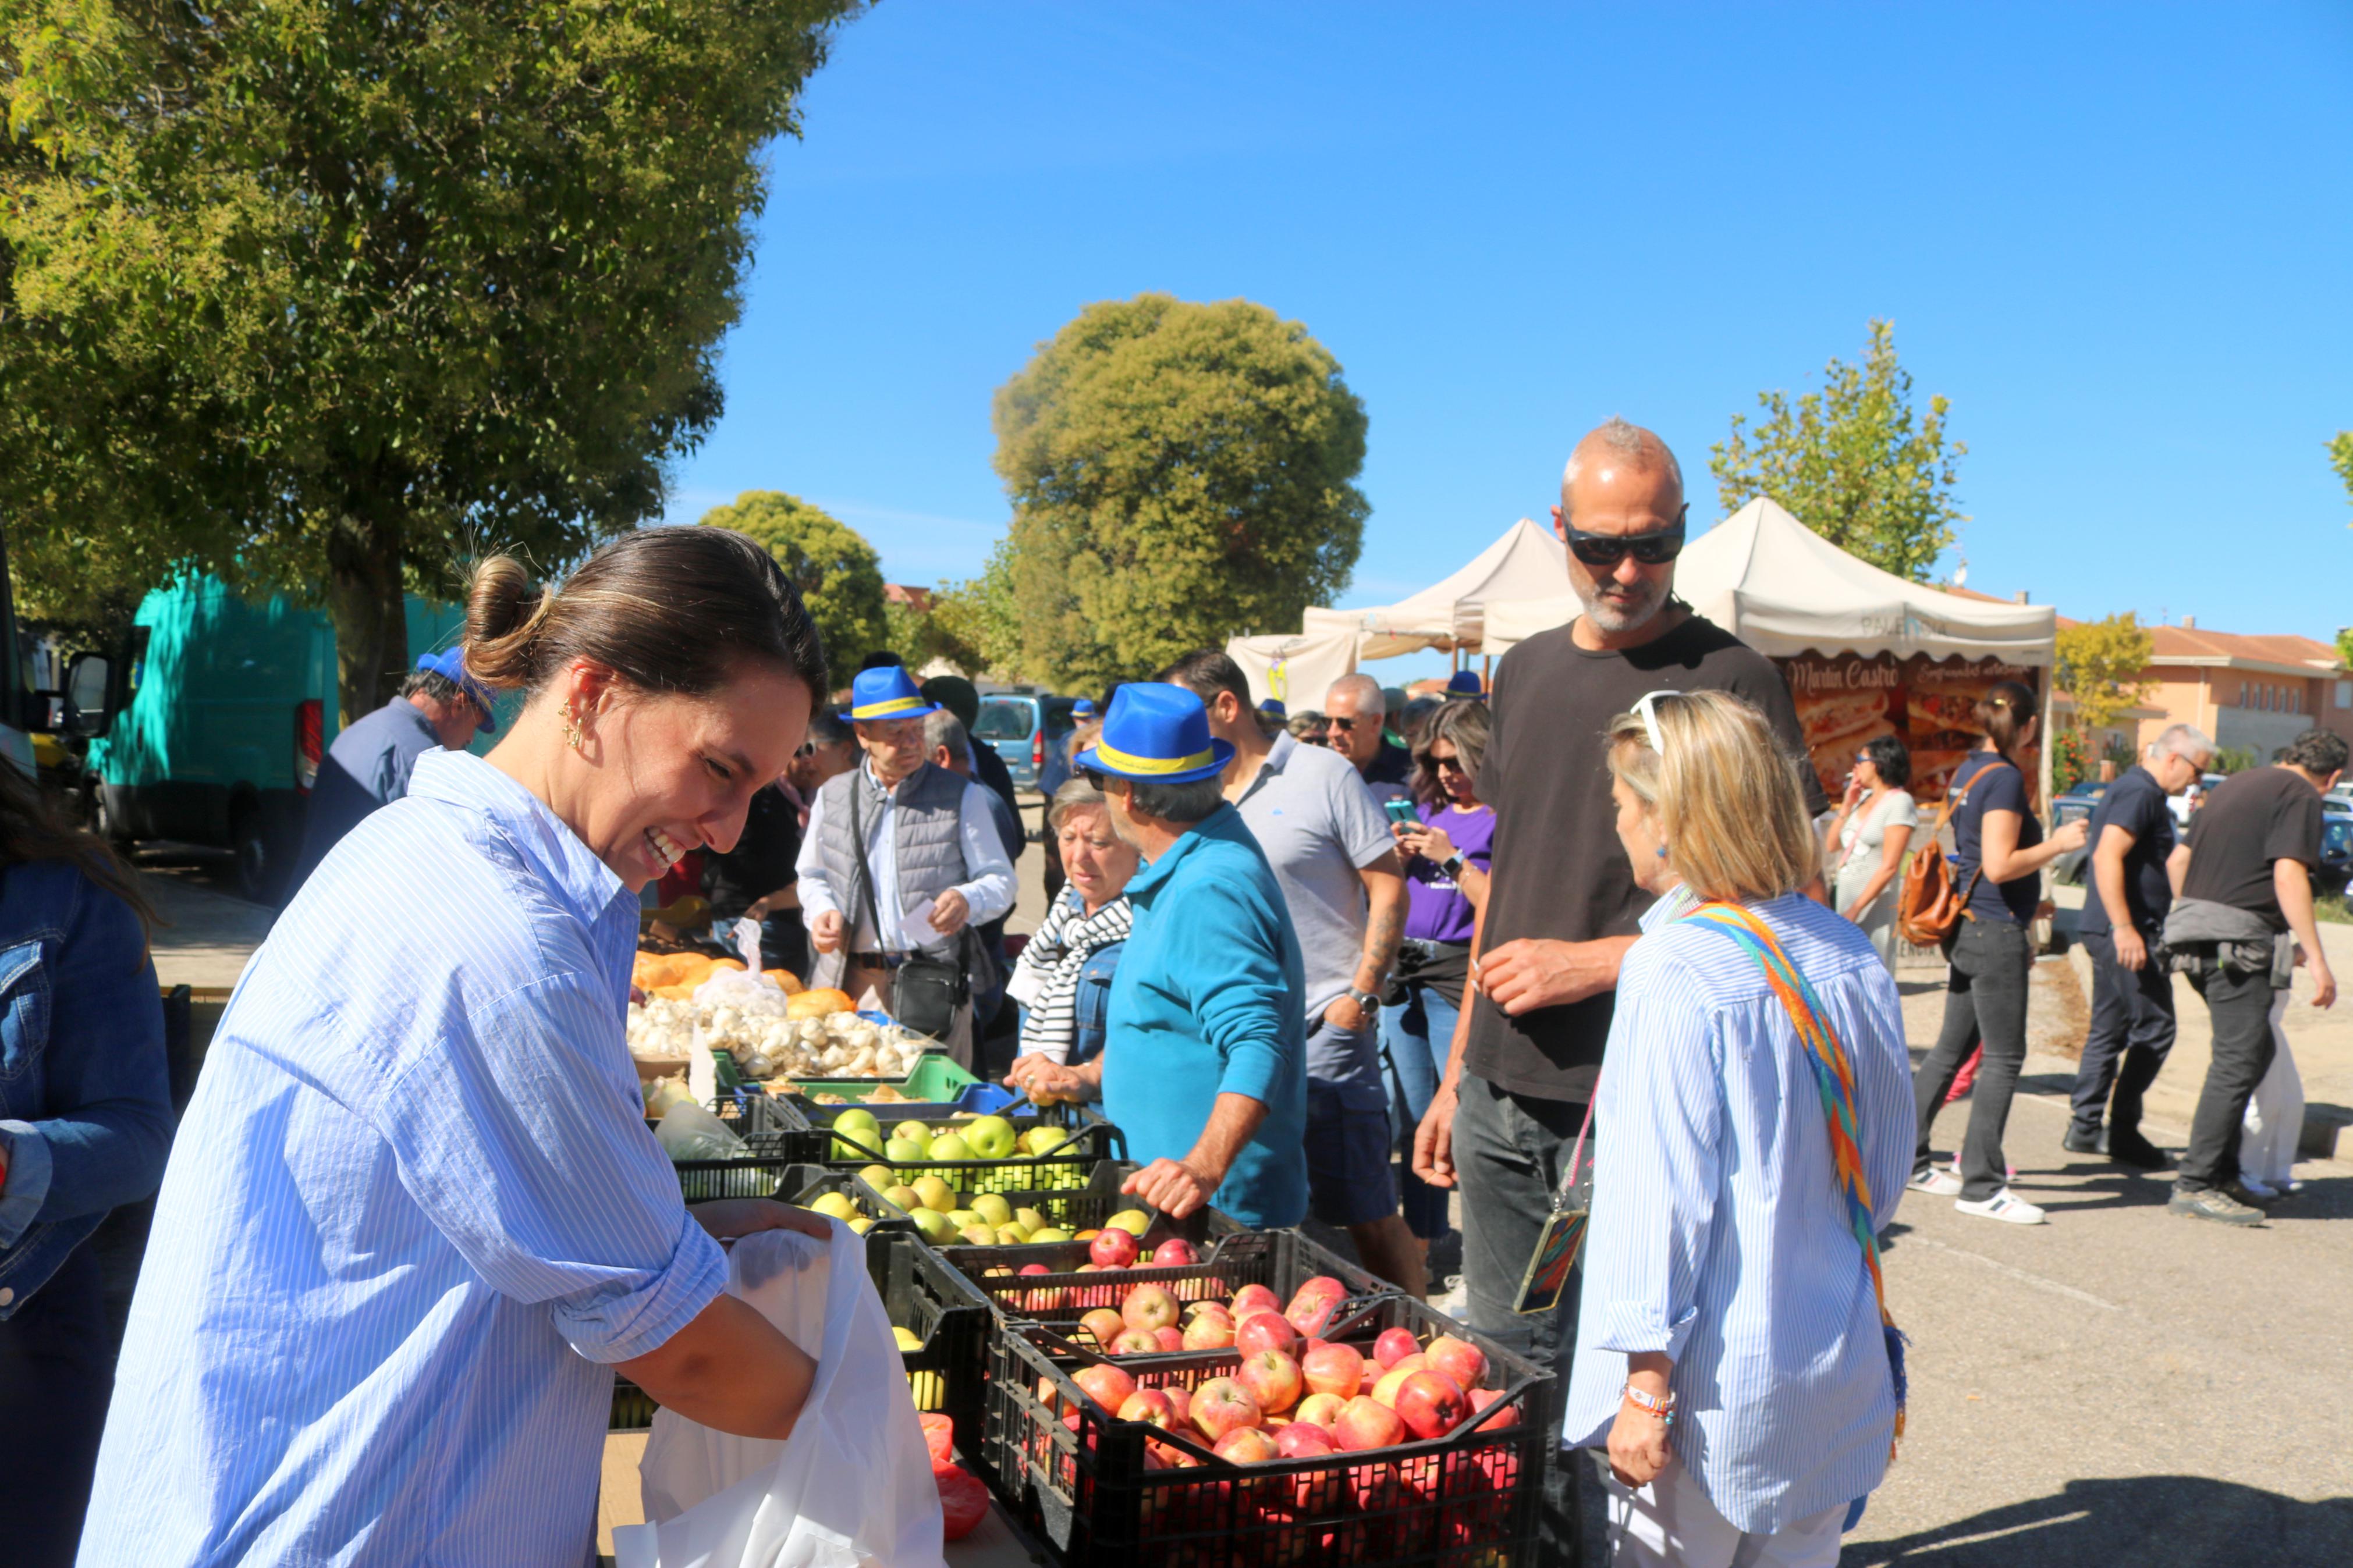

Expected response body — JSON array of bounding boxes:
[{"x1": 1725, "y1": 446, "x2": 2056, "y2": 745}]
[{"x1": 627, "y1": 997, "x2": 928, "y2": 1081}]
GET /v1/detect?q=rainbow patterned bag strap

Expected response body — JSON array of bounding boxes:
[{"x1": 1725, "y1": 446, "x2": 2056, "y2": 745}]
[{"x1": 1677, "y1": 899, "x2": 1908, "y2": 1448}]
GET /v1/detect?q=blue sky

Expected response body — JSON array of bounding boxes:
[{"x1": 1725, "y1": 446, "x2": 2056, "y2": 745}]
[{"x1": 666, "y1": 2, "x2": 2353, "y2": 682}]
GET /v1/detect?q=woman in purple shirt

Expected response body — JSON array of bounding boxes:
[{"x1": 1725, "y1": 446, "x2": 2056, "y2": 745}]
[{"x1": 1380, "y1": 699, "x2": 1496, "y2": 1281}]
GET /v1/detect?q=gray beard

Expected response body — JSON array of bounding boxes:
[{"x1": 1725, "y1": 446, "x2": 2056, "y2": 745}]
[{"x1": 1575, "y1": 575, "x2": 1671, "y2": 635}]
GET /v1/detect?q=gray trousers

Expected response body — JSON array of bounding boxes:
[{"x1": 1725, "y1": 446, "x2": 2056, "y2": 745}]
[{"x1": 1913, "y1": 918, "x2": 2034, "y2": 1203}]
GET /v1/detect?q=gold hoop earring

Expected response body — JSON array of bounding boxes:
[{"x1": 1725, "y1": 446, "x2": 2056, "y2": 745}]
[{"x1": 558, "y1": 701, "x2": 584, "y2": 751}]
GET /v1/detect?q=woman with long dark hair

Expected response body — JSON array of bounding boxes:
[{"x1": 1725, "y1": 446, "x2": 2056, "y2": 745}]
[
  {"x1": 0, "y1": 752, "x2": 172, "y2": 1566},
  {"x1": 1908, "y1": 680, "x2": 2088, "y2": 1225},
  {"x1": 83, "y1": 529, "x2": 840, "y2": 1567}
]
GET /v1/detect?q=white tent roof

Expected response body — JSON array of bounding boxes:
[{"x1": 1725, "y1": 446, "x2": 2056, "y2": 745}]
[
  {"x1": 1303, "y1": 518, "x2": 1567, "y2": 659},
  {"x1": 1482, "y1": 498, "x2": 2057, "y2": 665}
]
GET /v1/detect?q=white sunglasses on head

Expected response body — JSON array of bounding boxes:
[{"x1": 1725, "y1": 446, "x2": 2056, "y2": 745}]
[{"x1": 1631, "y1": 689, "x2": 1683, "y2": 754}]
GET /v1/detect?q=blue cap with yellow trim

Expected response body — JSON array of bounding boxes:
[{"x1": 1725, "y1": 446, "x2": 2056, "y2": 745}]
[
  {"x1": 416, "y1": 649, "x2": 498, "y2": 734},
  {"x1": 848, "y1": 664, "x2": 939, "y2": 723},
  {"x1": 1073, "y1": 682, "x2": 1233, "y2": 785}
]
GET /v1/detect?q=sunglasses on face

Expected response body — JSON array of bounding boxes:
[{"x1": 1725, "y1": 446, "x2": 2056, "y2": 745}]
[
  {"x1": 1327, "y1": 715, "x2": 1367, "y2": 732},
  {"x1": 1564, "y1": 504, "x2": 1690, "y2": 567},
  {"x1": 1431, "y1": 754, "x2": 1469, "y2": 773}
]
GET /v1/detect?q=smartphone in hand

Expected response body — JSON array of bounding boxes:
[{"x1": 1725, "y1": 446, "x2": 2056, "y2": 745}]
[{"x1": 1383, "y1": 796, "x2": 1419, "y2": 827}]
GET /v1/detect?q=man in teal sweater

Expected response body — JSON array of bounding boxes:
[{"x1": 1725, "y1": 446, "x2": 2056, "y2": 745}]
[{"x1": 1003, "y1": 684, "x2": 1309, "y2": 1227}]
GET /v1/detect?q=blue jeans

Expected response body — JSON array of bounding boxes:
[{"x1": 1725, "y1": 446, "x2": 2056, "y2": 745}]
[{"x1": 1379, "y1": 983, "x2": 1459, "y2": 1241}]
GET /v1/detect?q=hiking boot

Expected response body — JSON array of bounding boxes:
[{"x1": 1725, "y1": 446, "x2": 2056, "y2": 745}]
[
  {"x1": 2106, "y1": 1129, "x2": 2173, "y2": 1171},
  {"x1": 2169, "y1": 1186, "x2": 2266, "y2": 1226},
  {"x1": 2062, "y1": 1125, "x2": 2107, "y2": 1156}
]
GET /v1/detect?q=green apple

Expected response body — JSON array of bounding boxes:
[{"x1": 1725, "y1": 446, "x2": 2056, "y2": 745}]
[
  {"x1": 971, "y1": 1193, "x2": 1014, "y2": 1228},
  {"x1": 911, "y1": 1176, "x2": 957, "y2": 1213},
  {"x1": 929, "y1": 1132, "x2": 974, "y2": 1162},
  {"x1": 892, "y1": 1125, "x2": 932, "y2": 1158},
  {"x1": 832, "y1": 1109, "x2": 882, "y2": 1159},
  {"x1": 857, "y1": 1164, "x2": 895, "y2": 1192},
  {"x1": 1108, "y1": 1209, "x2": 1152, "y2": 1237},
  {"x1": 1014, "y1": 1207, "x2": 1048, "y2": 1235},
  {"x1": 995, "y1": 1224, "x2": 1030, "y2": 1245},
  {"x1": 959, "y1": 1224, "x2": 996, "y2": 1245},
  {"x1": 847, "y1": 1217, "x2": 875, "y2": 1235},
  {"x1": 964, "y1": 1115, "x2": 1018, "y2": 1160},
  {"x1": 947, "y1": 1209, "x2": 982, "y2": 1230},
  {"x1": 809, "y1": 1192, "x2": 860, "y2": 1222},
  {"x1": 882, "y1": 1185, "x2": 924, "y2": 1214},
  {"x1": 910, "y1": 1208, "x2": 957, "y2": 1242},
  {"x1": 1028, "y1": 1226, "x2": 1071, "y2": 1244},
  {"x1": 1020, "y1": 1125, "x2": 1069, "y2": 1157}
]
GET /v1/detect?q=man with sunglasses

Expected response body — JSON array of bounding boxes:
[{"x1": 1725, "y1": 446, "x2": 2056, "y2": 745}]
[
  {"x1": 1325, "y1": 673, "x2": 1414, "y2": 795},
  {"x1": 1410, "y1": 418, "x2": 1821, "y2": 1550}
]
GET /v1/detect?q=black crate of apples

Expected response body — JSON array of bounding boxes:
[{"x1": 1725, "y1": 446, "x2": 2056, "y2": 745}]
[{"x1": 981, "y1": 1271, "x2": 1553, "y2": 1568}]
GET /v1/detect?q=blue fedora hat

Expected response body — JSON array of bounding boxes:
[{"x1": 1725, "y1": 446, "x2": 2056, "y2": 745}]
[
  {"x1": 416, "y1": 649, "x2": 498, "y2": 733},
  {"x1": 1071, "y1": 697, "x2": 1096, "y2": 719},
  {"x1": 1445, "y1": 669, "x2": 1485, "y2": 700},
  {"x1": 1074, "y1": 682, "x2": 1233, "y2": 785},
  {"x1": 847, "y1": 664, "x2": 939, "y2": 723}
]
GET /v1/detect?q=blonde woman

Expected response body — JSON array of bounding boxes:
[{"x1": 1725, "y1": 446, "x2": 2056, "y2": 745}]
[{"x1": 1565, "y1": 690, "x2": 1915, "y2": 1568}]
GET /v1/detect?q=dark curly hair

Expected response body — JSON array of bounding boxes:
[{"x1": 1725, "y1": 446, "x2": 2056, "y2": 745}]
[{"x1": 1861, "y1": 734, "x2": 1912, "y2": 788}]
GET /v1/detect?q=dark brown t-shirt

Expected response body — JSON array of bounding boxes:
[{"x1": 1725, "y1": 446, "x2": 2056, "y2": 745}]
[
  {"x1": 2181, "y1": 767, "x2": 2324, "y2": 933},
  {"x1": 1464, "y1": 613, "x2": 1823, "y2": 1102}
]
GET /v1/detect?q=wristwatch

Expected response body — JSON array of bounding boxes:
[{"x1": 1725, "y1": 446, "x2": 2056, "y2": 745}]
[
  {"x1": 1346, "y1": 985, "x2": 1381, "y2": 1014},
  {"x1": 1439, "y1": 851, "x2": 1466, "y2": 879}
]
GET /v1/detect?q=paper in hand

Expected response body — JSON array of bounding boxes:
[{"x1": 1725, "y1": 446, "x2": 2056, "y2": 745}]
[{"x1": 900, "y1": 896, "x2": 946, "y2": 947}]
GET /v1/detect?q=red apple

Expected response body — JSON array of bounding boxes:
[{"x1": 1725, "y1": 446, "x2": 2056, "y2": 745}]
[
  {"x1": 1294, "y1": 1392, "x2": 1347, "y2": 1431},
  {"x1": 1373, "y1": 1327, "x2": 1421, "y2": 1369},
  {"x1": 1332, "y1": 1394, "x2": 1406, "y2": 1451},
  {"x1": 1237, "y1": 1348, "x2": 1304, "y2": 1414},
  {"x1": 1230, "y1": 1282, "x2": 1283, "y2": 1318},
  {"x1": 1190, "y1": 1376, "x2": 1264, "y2": 1441},
  {"x1": 1283, "y1": 1276, "x2": 1348, "y2": 1335},
  {"x1": 1122, "y1": 1283, "x2": 1181, "y2": 1334},
  {"x1": 1300, "y1": 1341, "x2": 1364, "y2": 1400},
  {"x1": 1274, "y1": 1421, "x2": 1333, "y2": 1457},
  {"x1": 1182, "y1": 1297, "x2": 1233, "y2": 1323},
  {"x1": 1393, "y1": 1369, "x2": 1468, "y2": 1439},
  {"x1": 1213, "y1": 1425, "x2": 1280, "y2": 1464},
  {"x1": 1273, "y1": 1421, "x2": 1340, "y2": 1512},
  {"x1": 1078, "y1": 1307, "x2": 1127, "y2": 1348},
  {"x1": 1071, "y1": 1363, "x2": 1137, "y2": 1413},
  {"x1": 1163, "y1": 1384, "x2": 1192, "y2": 1425},
  {"x1": 919, "y1": 1411, "x2": 956, "y2": 1466},
  {"x1": 1151, "y1": 1237, "x2": 1199, "y2": 1266},
  {"x1": 1110, "y1": 1329, "x2": 1160, "y2": 1356},
  {"x1": 1371, "y1": 1358, "x2": 1425, "y2": 1409},
  {"x1": 1468, "y1": 1387, "x2": 1518, "y2": 1431},
  {"x1": 1236, "y1": 1311, "x2": 1302, "y2": 1359},
  {"x1": 1119, "y1": 1388, "x2": 1179, "y2": 1429},
  {"x1": 1440, "y1": 1445, "x2": 1515, "y2": 1533},
  {"x1": 1091, "y1": 1228, "x2": 1140, "y2": 1268},
  {"x1": 1183, "y1": 1311, "x2": 1237, "y2": 1350},
  {"x1": 1154, "y1": 1327, "x2": 1184, "y2": 1352},
  {"x1": 1424, "y1": 1334, "x2": 1488, "y2": 1394}
]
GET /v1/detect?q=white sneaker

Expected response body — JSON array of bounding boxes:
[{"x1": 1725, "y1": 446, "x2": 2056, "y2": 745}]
[
  {"x1": 1908, "y1": 1168, "x2": 1964, "y2": 1196},
  {"x1": 1954, "y1": 1187, "x2": 2046, "y2": 1225}
]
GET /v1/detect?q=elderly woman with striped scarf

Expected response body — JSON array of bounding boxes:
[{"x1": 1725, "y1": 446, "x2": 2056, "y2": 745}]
[
  {"x1": 1005, "y1": 777, "x2": 1139, "y2": 1072},
  {"x1": 1566, "y1": 689, "x2": 1916, "y2": 1568}
]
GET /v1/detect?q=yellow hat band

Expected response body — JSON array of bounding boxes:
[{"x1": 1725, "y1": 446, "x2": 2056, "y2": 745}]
[
  {"x1": 852, "y1": 695, "x2": 928, "y2": 720},
  {"x1": 1092, "y1": 739, "x2": 1218, "y2": 776}
]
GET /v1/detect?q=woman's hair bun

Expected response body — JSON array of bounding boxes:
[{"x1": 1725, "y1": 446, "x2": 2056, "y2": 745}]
[{"x1": 463, "y1": 555, "x2": 548, "y2": 689}]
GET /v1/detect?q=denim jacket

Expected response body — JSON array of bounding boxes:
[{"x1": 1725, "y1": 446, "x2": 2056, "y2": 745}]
[
  {"x1": 0, "y1": 858, "x2": 173, "y2": 1317},
  {"x1": 1066, "y1": 939, "x2": 1124, "y2": 1068}
]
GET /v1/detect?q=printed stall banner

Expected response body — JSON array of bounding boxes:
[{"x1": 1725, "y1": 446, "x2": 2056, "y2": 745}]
[{"x1": 1786, "y1": 653, "x2": 2043, "y2": 807}]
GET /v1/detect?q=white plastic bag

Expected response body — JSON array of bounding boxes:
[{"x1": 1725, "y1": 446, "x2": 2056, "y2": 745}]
[{"x1": 614, "y1": 1224, "x2": 946, "y2": 1568}]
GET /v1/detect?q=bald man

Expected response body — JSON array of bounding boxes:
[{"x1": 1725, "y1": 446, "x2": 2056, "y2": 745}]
[{"x1": 1412, "y1": 419, "x2": 1824, "y2": 1476}]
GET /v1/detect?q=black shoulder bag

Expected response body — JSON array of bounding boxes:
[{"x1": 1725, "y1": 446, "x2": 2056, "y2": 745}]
[{"x1": 847, "y1": 778, "x2": 967, "y2": 1043}]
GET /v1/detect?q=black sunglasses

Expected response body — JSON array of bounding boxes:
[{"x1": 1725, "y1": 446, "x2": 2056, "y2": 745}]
[{"x1": 1564, "y1": 504, "x2": 1690, "y2": 567}]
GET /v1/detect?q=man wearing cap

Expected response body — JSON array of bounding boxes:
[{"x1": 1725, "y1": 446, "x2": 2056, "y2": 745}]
[
  {"x1": 796, "y1": 666, "x2": 1018, "y2": 1065},
  {"x1": 1005, "y1": 683, "x2": 1311, "y2": 1228},
  {"x1": 285, "y1": 651, "x2": 495, "y2": 899},
  {"x1": 1444, "y1": 670, "x2": 1485, "y2": 703}
]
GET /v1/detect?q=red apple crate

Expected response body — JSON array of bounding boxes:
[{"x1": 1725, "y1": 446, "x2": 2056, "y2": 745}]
[
  {"x1": 939, "y1": 1227, "x2": 1385, "y2": 1332},
  {"x1": 981, "y1": 1293, "x2": 1553, "y2": 1568}
]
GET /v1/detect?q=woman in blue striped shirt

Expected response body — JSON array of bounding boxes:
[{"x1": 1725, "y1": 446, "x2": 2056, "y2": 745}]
[
  {"x1": 83, "y1": 529, "x2": 838, "y2": 1568},
  {"x1": 1565, "y1": 690, "x2": 1917, "y2": 1568}
]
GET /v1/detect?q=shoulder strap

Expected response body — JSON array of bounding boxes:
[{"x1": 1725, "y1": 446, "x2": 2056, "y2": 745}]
[
  {"x1": 1676, "y1": 900, "x2": 1908, "y2": 1442},
  {"x1": 846, "y1": 777, "x2": 897, "y2": 962}
]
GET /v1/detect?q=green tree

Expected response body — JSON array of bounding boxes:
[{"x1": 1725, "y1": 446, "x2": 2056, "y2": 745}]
[
  {"x1": 990, "y1": 293, "x2": 1369, "y2": 692},
  {"x1": 700, "y1": 492, "x2": 887, "y2": 673},
  {"x1": 1710, "y1": 320, "x2": 1966, "y2": 581},
  {"x1": 882, "y1": 573, "x2": 1003, "y2": 678},
  {"x1": 2056, "y1": 610, "x2": 2157, "y2": 748},
  {"x1": 2330, "y1": 430, "x2": 2353, "y2": 517},
  {"x1": 0, "y1": 0, "x2": 862, "y2": 722}
]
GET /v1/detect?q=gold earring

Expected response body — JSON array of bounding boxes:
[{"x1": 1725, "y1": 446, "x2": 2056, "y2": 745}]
[{"x1": 558, "y1": 701, "x2": 584, "y2": 751}]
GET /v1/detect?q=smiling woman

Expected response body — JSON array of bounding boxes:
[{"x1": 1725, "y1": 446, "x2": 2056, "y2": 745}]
[{"x1": 79, "y1": 527, "x2": 841, "y2": 1568}]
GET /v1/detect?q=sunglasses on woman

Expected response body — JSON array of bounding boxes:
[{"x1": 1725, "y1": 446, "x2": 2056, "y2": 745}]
[{"x1": 1563, "y1": 504, "x2": 1690, "y2": 567}]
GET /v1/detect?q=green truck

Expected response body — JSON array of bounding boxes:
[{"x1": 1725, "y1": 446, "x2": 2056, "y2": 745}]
[{"x1": 86, "y1": 575, "x2": 495, "y2": 902}]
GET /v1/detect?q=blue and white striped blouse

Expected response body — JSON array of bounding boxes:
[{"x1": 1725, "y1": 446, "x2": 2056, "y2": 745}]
[
  {"x1": 80, "y1": 750, "x2": 727, "y2": 1567},
  {"x1": 1563, "y1": 890, "x2": 1917, "y2": 1534}
]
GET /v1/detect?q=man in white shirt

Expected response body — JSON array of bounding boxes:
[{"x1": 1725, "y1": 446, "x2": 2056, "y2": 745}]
[{"x1": 795, "y1": 666, "x2": 1017, "y2": 1064}]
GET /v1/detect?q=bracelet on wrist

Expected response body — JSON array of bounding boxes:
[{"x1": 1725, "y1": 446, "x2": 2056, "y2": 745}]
[{"x1": 1621, "y1": 1384, "x2": 1676, "y2": 1427}]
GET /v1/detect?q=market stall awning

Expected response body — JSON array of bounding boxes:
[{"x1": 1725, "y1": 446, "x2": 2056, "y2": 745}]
[
  {"x1": 1482, "y1": 497, "x2": 2058, "y2": 666},
  {"x1": 1302, "y1": 518, "x2": 1567, "y2": 657},
  {"x1": 1224, "y1": 630, "x2": 1360, "y2": 712}
]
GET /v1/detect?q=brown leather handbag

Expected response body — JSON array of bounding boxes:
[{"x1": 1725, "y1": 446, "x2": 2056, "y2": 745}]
[{"x1": 1895, "y1": 769, "x2": 1997, "y2": 947}]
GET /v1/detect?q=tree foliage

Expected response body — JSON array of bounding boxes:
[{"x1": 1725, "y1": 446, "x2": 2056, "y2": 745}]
[
  {"x1": 699, "y1": 492, "x2": 886, "y2": 673},
  {"x1": 989, "y1": 293, "x2": 1369, "y2": 692},
  {"x1": 2056, "y1": 611, "x2": 2157, "y2": 739},
  {"x1": 1710, "y1": 320, "x2": 1965, "y2": 582},
  {"x1": 882, "y1": 571, "x2": 1000, "y2": 678},
  {"x1": 2331, "y1": 430, "x2": 2353, "y2": 518},
  {"x1": 0, "y1": 0, "x2": 862, "y2": 720}
]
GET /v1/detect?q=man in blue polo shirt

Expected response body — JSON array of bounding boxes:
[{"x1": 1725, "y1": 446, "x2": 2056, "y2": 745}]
[
  {"x1": 2066, "y1": 723, "x2": 2214, "y2": 1170},
  {"x1": 1002, "y1": 683, "x2": 1309, "y2": 1227}
]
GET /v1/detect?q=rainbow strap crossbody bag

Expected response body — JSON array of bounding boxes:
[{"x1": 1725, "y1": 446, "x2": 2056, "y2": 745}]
[{"x1": 1677, "y1": 900, "x2": 1909, "y2": 1449}]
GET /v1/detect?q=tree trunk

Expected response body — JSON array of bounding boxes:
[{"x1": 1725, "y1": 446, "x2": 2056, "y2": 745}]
[{"x1": 324, "y1": 513, "x2": 409, "y2": 727}]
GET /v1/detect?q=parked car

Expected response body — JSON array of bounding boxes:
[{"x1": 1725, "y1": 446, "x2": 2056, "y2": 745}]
[
  {"x1": 84, "y1": 575, "x2": 490, "y2": 902},
  {"x1": 974, "y1": 691, "x2": 1079, "y2": 791},
  {"x1": 2048, "y1": 784, "x2": 2106, "y2": 886},
  {"x1": 2316, "y1": 815, "x2": 2353, "y2": 897}
]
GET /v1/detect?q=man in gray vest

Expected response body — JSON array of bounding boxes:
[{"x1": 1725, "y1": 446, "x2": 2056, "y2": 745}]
[{"x1": 795, "y1": 665, "x2": 1017, "y2": 1064}]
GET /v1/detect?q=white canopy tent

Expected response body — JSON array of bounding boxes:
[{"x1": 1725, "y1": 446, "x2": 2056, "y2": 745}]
[
  {"x1": 1481, "y1": 497, "x2": 2057, "y2": 665},
  {"x1": 1224, "y1": 630, "x2": 1361, "y2": 712},
  {"x1": 1300, "y1": 518, "x2": 1567, "y2": 659}
]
